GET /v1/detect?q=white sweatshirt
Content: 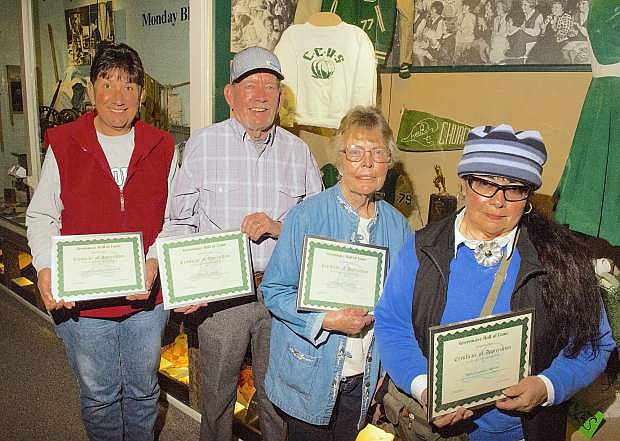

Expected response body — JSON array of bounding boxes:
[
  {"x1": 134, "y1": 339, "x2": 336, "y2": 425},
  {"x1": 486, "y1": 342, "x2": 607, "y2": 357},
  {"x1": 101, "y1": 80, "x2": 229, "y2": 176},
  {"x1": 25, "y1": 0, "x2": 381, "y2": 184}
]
[{"x1": 274, "y1": 22, "x2": 377, "y2": 128}]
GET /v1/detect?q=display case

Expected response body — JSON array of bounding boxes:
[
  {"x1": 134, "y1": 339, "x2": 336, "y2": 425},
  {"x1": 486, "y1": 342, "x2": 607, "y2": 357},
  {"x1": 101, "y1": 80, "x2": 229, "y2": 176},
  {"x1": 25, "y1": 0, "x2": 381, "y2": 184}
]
[
  {"x1": 0, "y1": 212, "x2": 262, "y2": 441},
  {"x1": 0, "y1": 217, "x2": 40, "y2": 309},
  {"x1": 0, "y1": 0, "x2": 265, "y2": 438}
]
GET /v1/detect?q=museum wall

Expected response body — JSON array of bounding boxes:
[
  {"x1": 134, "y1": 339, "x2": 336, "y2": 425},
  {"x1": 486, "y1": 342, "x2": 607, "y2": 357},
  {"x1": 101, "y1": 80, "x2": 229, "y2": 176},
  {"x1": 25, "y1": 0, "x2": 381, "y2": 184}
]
[
  {"x1": 378, "y1": 71, "x2": 591, "y2": 225},
  {"x1": 2, "y1": 0, "x2": 593, "y2": 229},
  {"x1": 301, "y1": 70, "x2": 591, "y2": 228}
]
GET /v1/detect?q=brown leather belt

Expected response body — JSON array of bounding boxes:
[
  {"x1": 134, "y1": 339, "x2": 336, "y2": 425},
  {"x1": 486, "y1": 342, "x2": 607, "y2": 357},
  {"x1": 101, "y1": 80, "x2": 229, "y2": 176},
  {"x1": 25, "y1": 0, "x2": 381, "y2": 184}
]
[{"x1": 254, "y1": 271, "x2": 264, "y2": 287}]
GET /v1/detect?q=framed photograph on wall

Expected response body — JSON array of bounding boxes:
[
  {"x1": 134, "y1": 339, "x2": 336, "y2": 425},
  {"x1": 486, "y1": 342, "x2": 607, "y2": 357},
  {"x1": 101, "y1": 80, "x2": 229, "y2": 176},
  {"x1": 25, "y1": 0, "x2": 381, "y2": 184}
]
[
  {"x1": 65, "y1": 1, "x2": 114, "y2": 66},
  {"x1": 385, "y1": 0, "x2": 591, "y2": 72},
  {"x1": 6, "y1": 65, "x2": 23, "y2": 126},
  {"x1": 230, "y1": 0, "x2": 298, "y2": 52}
]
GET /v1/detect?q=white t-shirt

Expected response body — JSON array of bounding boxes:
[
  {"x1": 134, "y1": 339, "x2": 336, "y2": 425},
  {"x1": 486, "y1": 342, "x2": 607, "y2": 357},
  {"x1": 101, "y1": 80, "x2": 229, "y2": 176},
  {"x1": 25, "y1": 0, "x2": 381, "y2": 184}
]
[
  {"x1": 97, "y1": 129, "x2": 134, "y2": 188},
  {"x1": 342, "y1": 216, "x2": 374, "y2": 377}
]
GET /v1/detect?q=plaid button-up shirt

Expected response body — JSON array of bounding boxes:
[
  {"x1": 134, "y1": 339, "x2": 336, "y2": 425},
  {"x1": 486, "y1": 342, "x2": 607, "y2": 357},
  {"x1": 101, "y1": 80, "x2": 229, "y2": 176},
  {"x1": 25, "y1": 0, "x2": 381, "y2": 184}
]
[
  {"x1": 160, "y1": 118, "x2": 322, "y2": 271},
  {"x1": 551, "y1": 12, "x2": 576, "y2": 42}
]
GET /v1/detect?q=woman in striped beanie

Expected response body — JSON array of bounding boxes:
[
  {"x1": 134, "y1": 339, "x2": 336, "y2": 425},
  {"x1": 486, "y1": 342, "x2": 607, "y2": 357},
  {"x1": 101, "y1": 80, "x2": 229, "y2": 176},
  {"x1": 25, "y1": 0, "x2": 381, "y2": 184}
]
[{"x1": 375, "y1": 124, "x2": 616, "y2": 441}]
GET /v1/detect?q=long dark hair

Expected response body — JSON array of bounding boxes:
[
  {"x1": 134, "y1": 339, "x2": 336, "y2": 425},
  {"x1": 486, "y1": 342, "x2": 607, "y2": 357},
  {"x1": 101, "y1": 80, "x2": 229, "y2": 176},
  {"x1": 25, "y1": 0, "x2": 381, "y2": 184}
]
[{"x1": 523, "y1": 210, "x2": 602, "y2": 357}]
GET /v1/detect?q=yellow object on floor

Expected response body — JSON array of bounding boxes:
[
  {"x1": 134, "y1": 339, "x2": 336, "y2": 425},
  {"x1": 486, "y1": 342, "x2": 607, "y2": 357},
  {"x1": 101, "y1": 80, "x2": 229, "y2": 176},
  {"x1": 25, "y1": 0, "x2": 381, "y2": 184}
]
[
  {"x1": 237, "y1": 365, "x2": 256, "y2": 407},
  {"x1": 356, "y1": 424, "x2": 394, "y2": 441},
  {"x1": 11, "y1": 276, "x2": 34, "y2": 287},
  {"x1": 159, "y1": 332, "x2": 189, "y2": 384},
  {"x1": 18, "y1": 252, "x2": 32, "y2": 270}
]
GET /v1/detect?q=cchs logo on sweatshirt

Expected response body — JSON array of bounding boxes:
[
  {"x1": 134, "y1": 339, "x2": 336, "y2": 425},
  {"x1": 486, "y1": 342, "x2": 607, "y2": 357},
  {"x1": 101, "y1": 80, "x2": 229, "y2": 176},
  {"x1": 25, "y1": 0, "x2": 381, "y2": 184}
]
[{"x1": 303, "y1": 47, "x2": 344, "y2": 80}]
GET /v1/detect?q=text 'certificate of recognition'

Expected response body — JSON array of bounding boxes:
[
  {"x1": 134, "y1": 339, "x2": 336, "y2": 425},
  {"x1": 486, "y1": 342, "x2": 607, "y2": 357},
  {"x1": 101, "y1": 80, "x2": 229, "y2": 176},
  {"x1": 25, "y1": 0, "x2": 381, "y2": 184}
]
[
  {"x1": 428, "y1": 309, "x2": 534, "y2": 420},
  {"x1": 297, "y1": 236, "x2": 388, "y2": 312},
  {"x1": 156, "y1": 231, "x2": 253, "y2": 309},
  {"x1": 51, "y1": 233, "x2": 146, "y2": 302}
]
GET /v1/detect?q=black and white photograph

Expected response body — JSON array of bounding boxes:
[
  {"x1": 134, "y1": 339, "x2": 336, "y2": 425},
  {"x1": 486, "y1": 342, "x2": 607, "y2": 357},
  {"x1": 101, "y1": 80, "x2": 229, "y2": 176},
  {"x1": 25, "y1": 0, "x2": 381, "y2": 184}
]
[
  {"x1": 65, "y1": 1, "x2": 114, "y2": 66},
  {"x1": 230, "y1": 0, "x2": 298, "y2": 52},
  {"x1": 390, "y1": 0, "x2": 591, "y2": 68},
  {"x1": 6, "y1": 65, "x2": 23, "y2": 114}
]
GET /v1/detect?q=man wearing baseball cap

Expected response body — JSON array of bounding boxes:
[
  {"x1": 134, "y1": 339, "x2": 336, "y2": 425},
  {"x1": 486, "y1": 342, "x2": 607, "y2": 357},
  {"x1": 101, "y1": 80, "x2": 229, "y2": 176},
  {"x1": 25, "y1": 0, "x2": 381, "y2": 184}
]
[{"x1": 151, "y1": 46, "x2": 322, "y2": 440}]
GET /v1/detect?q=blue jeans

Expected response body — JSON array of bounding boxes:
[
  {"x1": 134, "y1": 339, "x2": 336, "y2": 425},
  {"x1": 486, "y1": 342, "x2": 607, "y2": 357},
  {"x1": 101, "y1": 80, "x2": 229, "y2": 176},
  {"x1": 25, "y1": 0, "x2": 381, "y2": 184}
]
[{"x1": 55, "y1": 304, "x2": 169, "y2": 441}]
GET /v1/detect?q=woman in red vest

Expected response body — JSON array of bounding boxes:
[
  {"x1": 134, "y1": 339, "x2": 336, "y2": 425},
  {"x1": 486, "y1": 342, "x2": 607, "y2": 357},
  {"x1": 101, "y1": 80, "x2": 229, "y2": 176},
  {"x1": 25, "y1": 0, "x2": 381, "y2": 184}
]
[{"x1": 26, "y1": 42, "x2": 176, "y2": 440}]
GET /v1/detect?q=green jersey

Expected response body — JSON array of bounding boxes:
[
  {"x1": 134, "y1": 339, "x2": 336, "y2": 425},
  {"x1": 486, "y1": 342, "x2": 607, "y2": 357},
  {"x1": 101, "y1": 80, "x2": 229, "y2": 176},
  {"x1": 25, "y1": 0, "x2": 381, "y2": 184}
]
[{"x1": 322, "y1": 0, "x2": 397, "y2": 64}]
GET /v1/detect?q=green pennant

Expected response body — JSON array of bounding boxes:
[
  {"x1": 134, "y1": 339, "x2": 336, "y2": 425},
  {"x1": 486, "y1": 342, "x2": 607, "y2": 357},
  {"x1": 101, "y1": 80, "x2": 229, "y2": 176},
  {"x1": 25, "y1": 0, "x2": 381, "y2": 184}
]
[{"x1": 397, "y1": 109, "x2": 472, "y2": 152}]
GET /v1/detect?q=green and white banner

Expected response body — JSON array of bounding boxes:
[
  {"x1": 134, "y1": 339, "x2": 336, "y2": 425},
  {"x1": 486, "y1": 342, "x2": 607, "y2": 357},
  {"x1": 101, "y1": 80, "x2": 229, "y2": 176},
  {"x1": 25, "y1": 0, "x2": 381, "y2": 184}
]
[{"x1": 397, "y1": 109, "x2": 472, "y2": 152}]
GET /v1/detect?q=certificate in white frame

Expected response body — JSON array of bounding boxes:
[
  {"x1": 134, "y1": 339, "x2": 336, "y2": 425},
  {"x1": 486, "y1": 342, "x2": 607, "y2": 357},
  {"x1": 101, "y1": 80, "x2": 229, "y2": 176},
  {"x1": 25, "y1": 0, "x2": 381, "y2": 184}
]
[
  {"x1": 297, "y1": 235, "x2": 388, "y2": 312},
  {"x1": 156, "y1": 230, "x2": 254, "y2": 309},
  {"x1": 427, "y1": 309, "x2": 534, "y2": 420},
  {"x1": 51, "y1": 232, "x2": 146, "y2": 302}
]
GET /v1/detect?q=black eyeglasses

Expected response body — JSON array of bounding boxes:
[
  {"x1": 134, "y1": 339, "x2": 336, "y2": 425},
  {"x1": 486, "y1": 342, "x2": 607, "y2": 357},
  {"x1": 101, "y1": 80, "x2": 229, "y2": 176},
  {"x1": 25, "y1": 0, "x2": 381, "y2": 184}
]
[
  {"x1": 466, "y1": 176, "x2": 531, "y2": 202},
  {"x1": 341, "y1": 145, "x2": 391, "y2": 163}
]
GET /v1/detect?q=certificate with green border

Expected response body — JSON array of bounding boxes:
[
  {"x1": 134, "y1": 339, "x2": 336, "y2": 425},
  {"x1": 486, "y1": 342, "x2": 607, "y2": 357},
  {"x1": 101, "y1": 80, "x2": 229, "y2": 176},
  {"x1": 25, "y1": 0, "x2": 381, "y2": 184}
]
[
  {"x1": 297, "y1": 235, "x2": 388, "y2": 312},
  {"x1": 51, "y1": 233, "x2": 146, "y2": 302},
  {"x1": 428, "y1": 309, "x2": 534, "y2": 421},
  {"x1": 156, "y1": 230, "x2": 253, "y2": 310}
]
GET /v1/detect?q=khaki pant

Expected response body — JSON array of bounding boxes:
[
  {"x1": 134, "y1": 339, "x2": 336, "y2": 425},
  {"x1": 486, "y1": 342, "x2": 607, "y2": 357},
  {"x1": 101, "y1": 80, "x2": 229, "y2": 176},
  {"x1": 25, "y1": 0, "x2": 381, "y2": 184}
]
[{"x1": 383, "y1": 380, "x2": 468, "y2": 441}]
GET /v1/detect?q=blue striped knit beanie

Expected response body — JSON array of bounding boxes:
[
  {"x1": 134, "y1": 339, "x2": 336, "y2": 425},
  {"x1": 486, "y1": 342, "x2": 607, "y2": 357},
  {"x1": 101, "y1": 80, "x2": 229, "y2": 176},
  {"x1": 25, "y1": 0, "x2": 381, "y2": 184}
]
[{"x1": 457, "y1": 124, "x2": 547, "y2": 189}]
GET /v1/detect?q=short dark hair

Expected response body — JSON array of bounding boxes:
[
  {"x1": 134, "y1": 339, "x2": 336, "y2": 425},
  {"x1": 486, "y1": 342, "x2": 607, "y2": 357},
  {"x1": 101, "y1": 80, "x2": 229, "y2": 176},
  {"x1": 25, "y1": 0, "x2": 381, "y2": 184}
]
[
  {"x1": 90, "y1": 42, "x2": 145, "y2": 87},
  {"x1": 431, "y1": 1, "x2": 444, "y2": 15},
  {"x1": 462, "y1": 0, "x2": 476, "y2": 9}
]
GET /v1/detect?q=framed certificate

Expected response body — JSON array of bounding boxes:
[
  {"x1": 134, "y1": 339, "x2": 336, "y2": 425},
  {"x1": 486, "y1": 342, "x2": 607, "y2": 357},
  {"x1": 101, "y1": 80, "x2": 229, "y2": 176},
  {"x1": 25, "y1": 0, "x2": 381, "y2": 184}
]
[
  {"x1": 51, "y1": 233, "x2": 146, "y2": 302},
  {"x1": 427, "y1": 309, "x2": 534, "y2": 420},
  {"x1": 297, "y1": 235, "x2": 388, "y2": 312},
  {"x1": 156, "y1": 230, "x2": 253, "y2": 309}
]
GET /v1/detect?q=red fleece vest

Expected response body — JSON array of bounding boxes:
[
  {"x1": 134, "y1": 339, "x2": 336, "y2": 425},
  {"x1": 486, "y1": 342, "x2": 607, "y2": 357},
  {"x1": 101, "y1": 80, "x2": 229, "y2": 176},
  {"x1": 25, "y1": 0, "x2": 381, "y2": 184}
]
[{"x1": 45, "y1": 112, "x2": 174, "y2": 318}]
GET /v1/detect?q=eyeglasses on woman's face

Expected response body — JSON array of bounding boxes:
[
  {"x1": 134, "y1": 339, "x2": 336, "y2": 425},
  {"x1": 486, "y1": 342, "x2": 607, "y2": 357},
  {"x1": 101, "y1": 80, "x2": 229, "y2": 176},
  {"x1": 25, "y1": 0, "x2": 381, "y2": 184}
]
[
  {"x1": 466, "y1": 175, "x2": 531, "y2": 202},
  {"x1": 341, "y1": 145, "x2": 390, "y2": 163}
]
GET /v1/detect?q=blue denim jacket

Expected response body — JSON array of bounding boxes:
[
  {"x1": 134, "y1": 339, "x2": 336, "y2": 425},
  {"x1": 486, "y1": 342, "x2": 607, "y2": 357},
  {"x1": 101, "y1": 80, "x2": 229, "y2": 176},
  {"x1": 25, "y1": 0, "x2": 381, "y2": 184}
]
[{"x1": 261, "y1": 184, "x2": 412, "y2": 427}]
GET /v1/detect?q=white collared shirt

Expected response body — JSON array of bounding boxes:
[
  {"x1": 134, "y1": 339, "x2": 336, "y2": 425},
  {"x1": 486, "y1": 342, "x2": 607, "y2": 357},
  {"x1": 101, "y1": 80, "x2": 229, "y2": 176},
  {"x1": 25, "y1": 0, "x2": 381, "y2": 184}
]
[
  {"x1": 342, "y1": 216, "x2": 374, "y2": 378},
  {"x1": 453, "y1": 208, "x2": 518, "y2": 257}
]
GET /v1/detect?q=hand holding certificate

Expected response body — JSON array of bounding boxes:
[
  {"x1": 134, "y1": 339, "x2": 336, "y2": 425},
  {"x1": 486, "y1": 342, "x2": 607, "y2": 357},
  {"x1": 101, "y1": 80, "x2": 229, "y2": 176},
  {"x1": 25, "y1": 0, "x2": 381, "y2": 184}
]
[
  {"x1": 427, "y1": 310, "x2": 534, "y2": 421},
  {"x1": 51, "y1": 233, "x2": 146, "y2": 302},
  {"x1": 297, "y1": 236, "x2": 388, "y2": 312}
]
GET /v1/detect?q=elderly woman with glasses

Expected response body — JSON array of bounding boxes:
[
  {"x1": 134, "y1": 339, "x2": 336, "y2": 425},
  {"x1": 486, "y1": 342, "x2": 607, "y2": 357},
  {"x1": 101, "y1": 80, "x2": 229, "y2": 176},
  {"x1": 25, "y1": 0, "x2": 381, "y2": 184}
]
[
  {"x1": 260, "y1": 106, "x2": 412, "y2": 441},
  {"x1": 375, "y1": 124, "x2": 615, "y2": 441}
]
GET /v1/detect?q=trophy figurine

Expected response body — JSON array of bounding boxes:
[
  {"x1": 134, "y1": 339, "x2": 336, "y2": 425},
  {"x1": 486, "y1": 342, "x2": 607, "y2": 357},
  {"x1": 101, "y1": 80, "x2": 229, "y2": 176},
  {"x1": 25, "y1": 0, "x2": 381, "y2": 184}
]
[{"x1": 428, "y1": 165, "x2": 457, "y2": 224}]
